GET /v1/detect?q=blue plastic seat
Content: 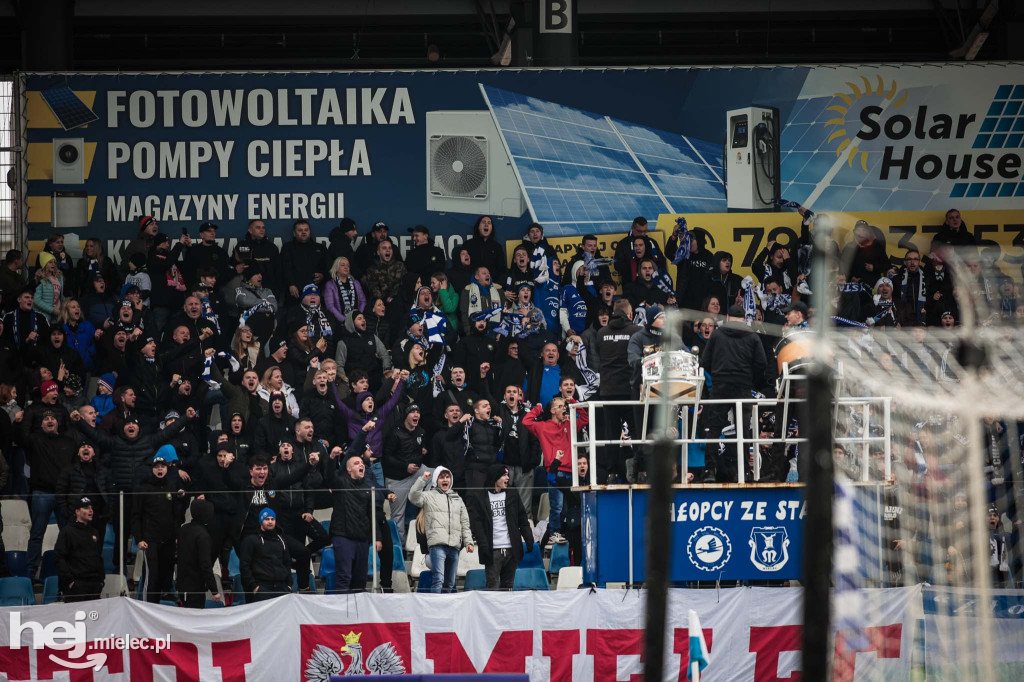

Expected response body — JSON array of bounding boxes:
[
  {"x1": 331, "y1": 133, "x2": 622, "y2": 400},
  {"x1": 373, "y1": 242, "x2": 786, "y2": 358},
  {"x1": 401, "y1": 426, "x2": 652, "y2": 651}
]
[
  {"x1": 231, "y1": 575, "x2": 246, "y2": 605},
  {"x1": 416, "y1": 570, "x2": 435, "y2": 592},
  {"x1": 159, "y1": 600, "x2": 178, "y2": 607},
  {"x1": 205, "y1": 599, "x2": 225, "y2": 608},
  {"x1": 548, "y1": 543, "x2": 570, "y2": 575},
  {"x1": 0, "y1": 577, "x2": 35, "y2": 606},
  {"x1": 463, "y1": 569, "x2": 487, "y2": 591},
  {"x1": 519, "y1": 543, "x2": 542, "y2": 569},
  {"x1": 42, "y1": 576, "x2": 59, "y2": 604},
  {"x1": 391, "y1": 545, "x2": 406, "y2": 573},
  {"x1": 367, "y1": 549, "x2": 381, "y2": 578},
  {"x1": 513, "y1": 567, "x2": 550, "y2": 591},
  {"x1": 318, "y1": 548, "x2": 335, "y2": 576},
  {"x1": 227, "y1": 549, "x2": 240, "y2": 577},
  {"x1": 387, "y1": 519, "x2": 401, "y2": 548},
  {"x1": 103, "y1": 524, "x2": 115, "y2": 548},
  {"x1": 102, "y1": 545, "x2": 116, "y2": 575},
  {"x1": 5, "y1": 551, "x2": 27, "y2": 578}
]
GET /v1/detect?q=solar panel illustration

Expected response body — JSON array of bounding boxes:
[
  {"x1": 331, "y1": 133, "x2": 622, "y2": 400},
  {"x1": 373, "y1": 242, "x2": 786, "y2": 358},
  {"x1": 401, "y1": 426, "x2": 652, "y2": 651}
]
[
  {"x1": 41, "y1": 86, "x2": 99, "y2": 131},
  {"x1": 480, "y1": 84, "x2": 725, "y2": 235},
  {"x1": 779, "y1": 84, "x2": 952, "y2": 211}
]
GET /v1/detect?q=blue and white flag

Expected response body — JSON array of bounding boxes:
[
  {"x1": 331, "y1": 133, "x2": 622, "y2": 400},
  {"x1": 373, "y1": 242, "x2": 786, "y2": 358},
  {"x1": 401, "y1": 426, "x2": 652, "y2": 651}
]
[
  {"x1": 671, "y1": 217, "x2": 691, "y2": 265},
  {"x1": 833, "y1": 474, "x2": 867, "y2": 651},
  {"x1": 687, "y1": 609, "x2": 710, "y2": 680}
]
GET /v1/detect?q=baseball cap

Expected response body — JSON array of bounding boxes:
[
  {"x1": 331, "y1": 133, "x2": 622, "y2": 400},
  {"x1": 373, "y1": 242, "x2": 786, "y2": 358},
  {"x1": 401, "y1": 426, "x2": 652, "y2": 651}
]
[
  {"x1": 139, "y1": 216, "x2": 155, "y2": 229},
  {"x1": 408, "y1": 225, "x2": 429, "y2": 236},
  {"x1": 199, "y1": 222, "x2": 218, "y2": 232},
  {"x1": 73, "y1": 496, "x2": 94, "y2": 510},
  {"x1": 782, "y1": 301, "x2": 809, "y2": 317}
]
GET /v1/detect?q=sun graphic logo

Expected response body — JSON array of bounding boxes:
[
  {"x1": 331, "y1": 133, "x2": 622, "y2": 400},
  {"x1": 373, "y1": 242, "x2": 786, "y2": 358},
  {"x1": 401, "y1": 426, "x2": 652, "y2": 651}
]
[{"x1": 823, "y1": 75, "x2": 908, "y2": 172}]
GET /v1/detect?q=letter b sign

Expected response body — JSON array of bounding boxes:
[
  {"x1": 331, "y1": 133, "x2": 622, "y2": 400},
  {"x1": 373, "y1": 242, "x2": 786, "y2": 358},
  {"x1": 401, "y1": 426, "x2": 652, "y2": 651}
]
[{"x1": 540, "y1": 0, "x2": 573, "y2": 34}]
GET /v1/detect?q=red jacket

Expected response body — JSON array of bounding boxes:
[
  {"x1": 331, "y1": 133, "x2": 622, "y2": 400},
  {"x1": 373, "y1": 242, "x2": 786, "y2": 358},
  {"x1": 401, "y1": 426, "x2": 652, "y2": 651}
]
[{"x1": 522, "y1": 402, "x2": 588, "y2": 474}]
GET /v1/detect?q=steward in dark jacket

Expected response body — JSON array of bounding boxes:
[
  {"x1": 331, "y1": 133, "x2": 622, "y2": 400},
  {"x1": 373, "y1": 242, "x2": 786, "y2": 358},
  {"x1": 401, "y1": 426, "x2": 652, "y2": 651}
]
[
  {"x1": 466, "y1": 464, "x2": 534, "y2": 589},
  {"x1": 54, "y1": 497, "x2": 105, "y2": 601},
  {"x1": 238, "y1": 508, "x2": 292, "y2": 600},
  {"x1": 177, "y1": 499, "x2": 220, "y2": 607},
  {"x1": 132, "y1": 450, "x2": 189, "y2": 603}
]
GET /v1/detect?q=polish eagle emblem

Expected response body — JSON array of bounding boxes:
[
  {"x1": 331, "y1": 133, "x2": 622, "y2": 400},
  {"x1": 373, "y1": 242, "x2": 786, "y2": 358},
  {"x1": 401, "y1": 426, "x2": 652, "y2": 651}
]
[{"x1": 304, "y1": 630, "x2": 406, "y2": 679}]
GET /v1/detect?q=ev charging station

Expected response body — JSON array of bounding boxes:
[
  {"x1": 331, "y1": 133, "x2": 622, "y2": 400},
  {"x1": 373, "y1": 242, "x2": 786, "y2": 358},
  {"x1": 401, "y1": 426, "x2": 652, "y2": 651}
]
[{"x1": 725, "y1": 106, "x2": 781, "y2": 211}]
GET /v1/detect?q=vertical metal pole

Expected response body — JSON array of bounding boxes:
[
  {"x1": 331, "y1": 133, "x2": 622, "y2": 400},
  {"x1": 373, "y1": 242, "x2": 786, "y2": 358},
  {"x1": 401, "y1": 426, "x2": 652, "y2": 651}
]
[
  {"x1": 861, "y1": 403, "x2": 870, "y2": 483},
  {"x1": 589, "y1": 403, "x2": 597, "y2": 487},
  {"x1": 681, "y1": 407, "x2": 689, "y2": 486},
  {"x1": 371, "y1": 487, "x2": 378, "y2": 591},
  {"x1": 570, "y1": 406, "x2": 579, "y2": 488},
  {"x1": 883, "y1": 397, "x2": 892, "y2": 480},
  {"x1": 803, "y1": 211, "x2": 835, "y2": 681},
  {"x1": 119, "y1": 491, "x2": 125, "y2": 582},
  {"x1": 736, "y1": 400, "x2": 746, "y2": 485},
  {"x1": 627, "y1": 486, "x2": 634, "y2": 586},
  {"x1": 752, "y1": 404, "x2": 761, "y2": 481},
  {"x1": 643, "y1": 312, "x2": 677, "y2": 682}
]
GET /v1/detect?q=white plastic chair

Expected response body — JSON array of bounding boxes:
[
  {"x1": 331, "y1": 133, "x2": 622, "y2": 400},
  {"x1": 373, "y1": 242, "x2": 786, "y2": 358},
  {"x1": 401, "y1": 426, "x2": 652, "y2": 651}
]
[
  {"x1": 537, "y1": 493, "x2": 550, "y2": 524},
  {"x1": 408, "y1": 544, "x2": 428, "y2": 579},
  {"x1": 100, "y1": 574, "x2": 128, "y2": 598},
  {"x1": 556, "y1": 566, "x2": 583, "y2": 590},
  {"x1": 1, "y1": 500, "x2": 30, "y2": 528},
  {"x1": 457, "y1": 545, "x2": 483, "y2": 577},
  {"x1": 2, "y1": 525, "x2": 29, "y2": 552},
  {"x1": 42, "y1": 524, "x2": 60, "y2": 553},
  {"x1": 405, "y1": 520, "x2": 419, "y2": 552}
]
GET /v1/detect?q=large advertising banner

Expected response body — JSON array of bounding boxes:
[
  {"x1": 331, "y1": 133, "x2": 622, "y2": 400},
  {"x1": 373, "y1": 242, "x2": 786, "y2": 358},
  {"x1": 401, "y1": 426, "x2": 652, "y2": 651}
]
[
  {"x1": 654, "y1": 209, "x2": 1024, "y2": 280},
  {"x1": 20, "y1": 63, "x2": 1024, "y2": 263},
  {"x1": 0, "y1": 587, "x2": 921, "y2": 681}
]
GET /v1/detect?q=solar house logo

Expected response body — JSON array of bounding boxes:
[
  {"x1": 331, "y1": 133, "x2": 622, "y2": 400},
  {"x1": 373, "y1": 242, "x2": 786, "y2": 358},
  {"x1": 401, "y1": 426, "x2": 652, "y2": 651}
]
[{"x1": 823, "y1": 75, "x2": 908, "y2": 173}]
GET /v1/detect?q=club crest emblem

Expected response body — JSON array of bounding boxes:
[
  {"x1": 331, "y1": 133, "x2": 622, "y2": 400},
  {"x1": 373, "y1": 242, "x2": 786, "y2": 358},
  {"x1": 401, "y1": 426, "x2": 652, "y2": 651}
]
[
  {"x1": 686, "y1": 526, "x2": 731, "y2": 572},
  {"x1": 748, "y1": 526, "x2": 790, "y2": 572}
]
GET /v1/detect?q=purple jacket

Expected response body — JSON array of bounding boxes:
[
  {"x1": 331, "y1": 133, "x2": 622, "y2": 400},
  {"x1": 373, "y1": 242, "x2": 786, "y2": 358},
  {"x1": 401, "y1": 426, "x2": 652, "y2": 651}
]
[
  {"x1": 331, "y1": 381, "x2": 404, "y2": 456},
  {"x1": 324, "y1": 277, "x2": 366, "y2": 323}
]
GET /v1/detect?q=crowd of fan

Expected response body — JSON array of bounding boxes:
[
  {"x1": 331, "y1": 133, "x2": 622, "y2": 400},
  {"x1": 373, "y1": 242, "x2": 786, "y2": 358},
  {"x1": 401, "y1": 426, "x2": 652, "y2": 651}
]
[{"x1": 0, "y1": 206, "x2": 1016, "y2": 601}]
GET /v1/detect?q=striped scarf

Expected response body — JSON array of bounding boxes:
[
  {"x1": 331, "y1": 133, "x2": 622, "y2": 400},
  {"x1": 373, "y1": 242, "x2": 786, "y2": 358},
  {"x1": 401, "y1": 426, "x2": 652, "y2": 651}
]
[
  {"x1": 239, "y1": 300, "x2": 273, "y2": 325},
  {"x1": 568, "y1": 339, "x2": 600, "y2": 400},
  {"x1": 335, "y1": 277, "x2": 357, "y2": 314},
  {"x1": 201, "y1": 351, "x2": 240, "y2": 390},
  {"x1": 741, "y1": 276, "x2": 757, "y2": 323}
]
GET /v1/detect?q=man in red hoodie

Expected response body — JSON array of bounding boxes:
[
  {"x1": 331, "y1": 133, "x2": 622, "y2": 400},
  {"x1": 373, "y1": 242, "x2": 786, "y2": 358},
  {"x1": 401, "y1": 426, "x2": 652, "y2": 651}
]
[{"x1": 523, "y1": 397, "x2": 588, "y2": 546}]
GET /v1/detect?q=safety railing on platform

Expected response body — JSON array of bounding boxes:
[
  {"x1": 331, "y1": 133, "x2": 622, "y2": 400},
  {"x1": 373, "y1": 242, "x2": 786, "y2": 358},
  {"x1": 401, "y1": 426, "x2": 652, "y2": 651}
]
[{"x1": 568, "y1": 393, "x2": 892, "y2": 487}]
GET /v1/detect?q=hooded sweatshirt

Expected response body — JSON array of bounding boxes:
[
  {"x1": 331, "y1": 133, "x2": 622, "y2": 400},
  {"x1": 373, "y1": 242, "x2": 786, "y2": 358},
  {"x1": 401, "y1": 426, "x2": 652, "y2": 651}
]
[
  {"x1": 177, "y1": 499, "x2": 219, "y2": 595},
  {"x1": 332, "y1": 385, "x2": 405, "y2": 458},
  {"x1": 408, "y1": 465, "x2": 475, "y2": 549}
]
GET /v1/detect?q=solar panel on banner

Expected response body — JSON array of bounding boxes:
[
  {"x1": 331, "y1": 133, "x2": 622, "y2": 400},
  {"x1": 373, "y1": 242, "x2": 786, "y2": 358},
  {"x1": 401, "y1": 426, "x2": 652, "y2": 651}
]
[
  {"x1": 40, "y1": 86, "x2": 99, "y2": 131},
  {"x1": 480, "y1": 84, "x2": 725, "y2": 236}
]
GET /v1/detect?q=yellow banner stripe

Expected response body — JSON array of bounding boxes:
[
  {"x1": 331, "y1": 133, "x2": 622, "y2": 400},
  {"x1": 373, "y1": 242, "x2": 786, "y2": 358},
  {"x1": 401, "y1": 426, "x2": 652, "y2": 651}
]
[
  {"x1": 27, "y1": 195, "x2": 97, "y2": 224},
  {"x1": 26, "y1": 142, "x2": 99, "y2": 181},
  {"x1": 26, "y1": 91, "x2": 98, "y2": 129}
]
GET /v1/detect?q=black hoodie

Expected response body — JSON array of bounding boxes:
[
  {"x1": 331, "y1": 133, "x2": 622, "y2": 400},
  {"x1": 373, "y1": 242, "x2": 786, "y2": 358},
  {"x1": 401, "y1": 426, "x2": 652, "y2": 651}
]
[
  {"x1": 706, "y1": 251, "x2": 743, "y2": 309},
  {"x1": 699, "y1": 322, "x2": 768, "y2": 391},
  {"x1": 177, "y1": 499, "x2": 219, "y2": 595},
  {"x1": 466, "y1": 463, "x2": 533, "y2": 565},
  {"x1": 464, "y1": 224, "x2": 507, "y2": 285},
  {"x1": 597, "y1": 311, "x2": 641, "y2": 396}
]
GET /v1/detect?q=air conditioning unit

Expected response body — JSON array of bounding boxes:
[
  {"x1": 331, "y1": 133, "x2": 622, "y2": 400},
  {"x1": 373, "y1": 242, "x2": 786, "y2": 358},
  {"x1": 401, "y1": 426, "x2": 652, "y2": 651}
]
[
  {"x1": 52, "y1": 137, "x2": 85, "y2": 185},
  {"x1": 426, "y1": 111, "x2": 526, "y2": 217}
]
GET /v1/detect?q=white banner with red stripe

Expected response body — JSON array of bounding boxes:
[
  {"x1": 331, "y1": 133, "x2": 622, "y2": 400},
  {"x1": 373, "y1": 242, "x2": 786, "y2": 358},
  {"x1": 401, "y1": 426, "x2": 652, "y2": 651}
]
[{"x1": 0, "y1": 586, "x2": 920, "y2": 681}]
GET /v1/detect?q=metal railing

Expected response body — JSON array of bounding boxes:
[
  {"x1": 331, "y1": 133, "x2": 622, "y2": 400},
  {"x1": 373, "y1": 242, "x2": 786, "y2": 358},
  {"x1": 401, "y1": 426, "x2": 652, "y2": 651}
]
[{"x1": 568, "y1": 393, "x2": 892, "y2": 487}]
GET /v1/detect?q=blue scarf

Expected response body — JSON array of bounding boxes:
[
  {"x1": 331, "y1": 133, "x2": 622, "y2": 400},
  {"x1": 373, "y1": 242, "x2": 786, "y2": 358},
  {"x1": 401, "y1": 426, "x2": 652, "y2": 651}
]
[
  {"x1": 652, "y1": 268, "x2": 676, "y2": 299},
  {"x1": 741, "y1": 276, "x2": 757, "y2": 323},
  {"x1": 582, "y1": 252, "x2": 614, "y2": 278},
  {"x1": 560, "y1": 285, "x2": 588, "y2": 334},
  {"x1": 671, "y1": 217, "x2": 691, "y2": 265},
  {"x1": 239, "y1": 299, "x2": 273, "y2": 325}
]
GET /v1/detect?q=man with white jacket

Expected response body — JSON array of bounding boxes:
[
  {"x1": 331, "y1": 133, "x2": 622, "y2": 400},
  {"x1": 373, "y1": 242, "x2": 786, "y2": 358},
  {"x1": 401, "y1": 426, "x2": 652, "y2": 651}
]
[{"x1": 409, "y1": 466, "x2": 475, "y2": 593}]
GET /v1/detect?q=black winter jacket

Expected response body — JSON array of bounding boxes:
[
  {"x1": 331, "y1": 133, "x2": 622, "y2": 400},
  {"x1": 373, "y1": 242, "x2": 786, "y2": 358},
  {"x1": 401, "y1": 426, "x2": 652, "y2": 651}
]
[
  {"x1": 239, "y1": 529, "x2": 292, "y2": 591},
  {"x1": 25, "y1": 431, "x2": 77, "y2": 493},
  {"x1": 494, "y1": 403, "x2": 540, "y2": 469},
  {"x1": 323, "y1": 435, "x2": 389, "y2": 542},
  {"x1": 177, "y1": 499, "x2": 219, "y2": 595},
  {"x1": 699, "y1": 323, "x2": 768, "y2": 391},
  {"x1": 299, "y1": 389, "x2": 347, "y2": 448},
  {"x1": 466, "y1": 487, "x2": 534, "y2": 566},
  {"x1": 382, "y1": 423, "x2": 426, "y2": 480},
  {"x1": 55, "y1": 459, "x2": 113, "y2": 519},
  {"x1": 233, "y1": 460, "x2": 315, "y2": 537},
  {"x1": 55, "y1": 521, "x2": 105, "y2": 590},
  {"x1": 253, "y1": 412, "x2": 295, "y2": 459},
  {"x1": 76, "y1": 418, "x2": 190, "y2": 492},
  {"x1": 597, "y1": 312, "x2": 641, "y2": 396},
  {"x1": 131, "y1": 472, "x2": 188, "y2": 544}
]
